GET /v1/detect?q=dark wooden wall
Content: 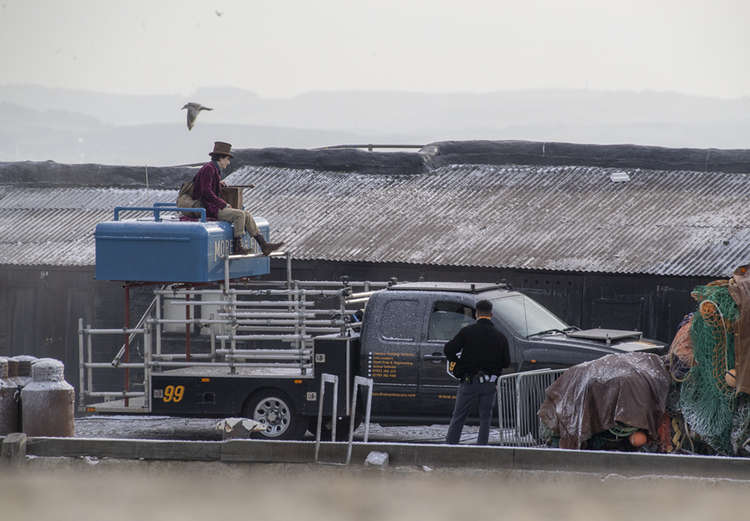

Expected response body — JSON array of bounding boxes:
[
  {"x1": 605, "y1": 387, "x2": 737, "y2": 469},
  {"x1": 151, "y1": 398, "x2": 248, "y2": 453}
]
[
  {"x1": 270, "y1": 259, "x2": 714, "y2": 343},
  {"x1": 1, "y1": 261, "x2": 715, "y2": 394}
]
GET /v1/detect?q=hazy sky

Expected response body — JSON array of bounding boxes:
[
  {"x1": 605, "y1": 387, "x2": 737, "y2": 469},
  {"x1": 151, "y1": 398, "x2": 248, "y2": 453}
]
[{"x1": 1, "y1": 0, "x2": 748, "y2": 99}]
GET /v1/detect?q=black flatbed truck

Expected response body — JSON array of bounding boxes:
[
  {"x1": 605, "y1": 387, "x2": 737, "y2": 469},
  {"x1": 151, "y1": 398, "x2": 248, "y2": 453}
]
[{"x1": 80, "y1": 278, "x2": 666, "y2": 440}]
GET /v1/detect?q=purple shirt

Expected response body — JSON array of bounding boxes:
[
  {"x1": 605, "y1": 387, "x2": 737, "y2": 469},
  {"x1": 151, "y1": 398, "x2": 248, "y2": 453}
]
[{"x1": 192, "y1": 161, "x2": 227, "y2": 218}]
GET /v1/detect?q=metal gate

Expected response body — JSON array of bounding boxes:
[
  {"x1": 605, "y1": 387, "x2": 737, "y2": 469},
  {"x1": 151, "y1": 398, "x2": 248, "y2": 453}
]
[{"x1": 496, "y1": 368, "x2": 566, "y2": 447}]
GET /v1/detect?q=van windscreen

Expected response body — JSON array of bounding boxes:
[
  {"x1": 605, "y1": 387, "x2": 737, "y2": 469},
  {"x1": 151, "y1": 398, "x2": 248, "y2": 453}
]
[{"x1": 491, "y1": 295, "x2": 569, "y2": 338}]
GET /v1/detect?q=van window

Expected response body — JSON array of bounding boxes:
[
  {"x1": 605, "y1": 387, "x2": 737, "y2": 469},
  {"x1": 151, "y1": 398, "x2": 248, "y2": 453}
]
[
  {"x1": 427, "y1": 301, "x2": 474, "y2": 341},
  {"x1": 380, "y1": 299, "x2": 419, "y2": 341}
]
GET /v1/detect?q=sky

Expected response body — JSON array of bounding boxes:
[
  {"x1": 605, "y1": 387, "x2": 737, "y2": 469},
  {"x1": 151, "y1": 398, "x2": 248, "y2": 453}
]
[{"x1": 0, "y1": 0, "x2": 748, "y2": 99}]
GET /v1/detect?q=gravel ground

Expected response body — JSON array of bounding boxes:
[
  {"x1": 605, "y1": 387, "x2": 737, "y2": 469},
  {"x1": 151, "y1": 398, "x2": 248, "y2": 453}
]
[
  {"x1": 10, "y1": 416, "x2": 745, "y2": 520},
  {"x1": 4, "y1": 458, "x2": 748, "y2": 521},
  {"x1": 75, "y1": 415, "x2": 500, "y2": 444}
]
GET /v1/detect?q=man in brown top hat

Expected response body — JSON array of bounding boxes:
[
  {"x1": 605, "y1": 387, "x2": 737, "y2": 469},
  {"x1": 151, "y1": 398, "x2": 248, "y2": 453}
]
[{"x1": 190, "y1": 141, "x2": 283, "y2": 255}]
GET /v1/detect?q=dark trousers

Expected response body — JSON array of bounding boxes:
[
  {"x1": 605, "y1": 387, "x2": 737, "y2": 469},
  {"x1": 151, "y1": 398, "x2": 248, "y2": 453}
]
[{"x1": 446, "y1": 381, "x2": 497, "y2": 445}]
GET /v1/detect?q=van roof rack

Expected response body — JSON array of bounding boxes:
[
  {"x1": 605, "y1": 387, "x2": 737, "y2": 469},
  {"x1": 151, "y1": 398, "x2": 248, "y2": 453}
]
[{"x1": 387, "y1": 282, "x2": 511, "y2": 293}]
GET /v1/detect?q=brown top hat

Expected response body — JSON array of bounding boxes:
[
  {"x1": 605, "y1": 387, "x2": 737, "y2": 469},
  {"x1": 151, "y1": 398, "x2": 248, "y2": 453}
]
[{"x1": 209, "y1": 141, "x2": 233, "y2": 158}]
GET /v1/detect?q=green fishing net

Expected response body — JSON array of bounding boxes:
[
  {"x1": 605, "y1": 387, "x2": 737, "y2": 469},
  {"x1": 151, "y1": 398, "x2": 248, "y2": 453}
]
[{"x1": 679, "y1": 282, "x2": 743, "y2": 454}]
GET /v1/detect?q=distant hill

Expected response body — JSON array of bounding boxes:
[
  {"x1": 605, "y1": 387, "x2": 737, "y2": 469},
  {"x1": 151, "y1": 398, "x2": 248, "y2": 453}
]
[
  {"x1": 0, "y1": 102, "x2": 377, "y2": 165},
  {"x1": 0, "y1": 85, "x2": 182, "y2": 126},
  {"x1": 1, "y1": 85, "x2": 749, "y2": 164}
]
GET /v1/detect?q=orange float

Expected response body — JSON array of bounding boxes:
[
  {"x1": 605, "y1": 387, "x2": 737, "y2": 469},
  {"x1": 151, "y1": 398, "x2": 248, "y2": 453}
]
[
  {"x1": 725, "y1": 368, "x2": 737, "y2": 388},
  {"x1": 629, "y1": 430, "x2": 647, "y2": 447}
]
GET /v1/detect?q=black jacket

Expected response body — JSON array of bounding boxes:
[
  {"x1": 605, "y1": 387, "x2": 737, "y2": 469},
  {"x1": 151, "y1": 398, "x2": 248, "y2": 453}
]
[{"x1": 444, "y1": 318, "x2": 510, "y2": 378}]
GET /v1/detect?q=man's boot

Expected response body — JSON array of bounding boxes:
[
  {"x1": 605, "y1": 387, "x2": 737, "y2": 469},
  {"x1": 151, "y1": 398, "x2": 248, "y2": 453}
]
[
  {"x1": 254, "y1": 234, "x2": 284, "y2": 256},
  {"x1": 232, "y1": 237, "x2": 251, "y2": 255}
]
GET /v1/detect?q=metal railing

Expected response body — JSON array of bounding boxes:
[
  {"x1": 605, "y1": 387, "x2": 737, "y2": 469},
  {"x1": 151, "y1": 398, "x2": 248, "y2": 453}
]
[
  {"x1": 346, "y1": 376, "x2": 374, "y2": 464},
  {"x1": 496, "y1": 368, "x2": 566, "y2": 447},
  {"x1": 315, "y1": 373, "x2": 339, "y2": 462},
  {"x1": 78, "y1": 252, "x2": 394, "y2": 413},
  {"x1": 78, "y1": 317, "x2": 151, "y2": 413},
  {"x1": 313, "y1": 144, "x2": 424, "y2": 151},
  {"x1": 315, "y1": 373, "x2": 374, "y2": 465}
]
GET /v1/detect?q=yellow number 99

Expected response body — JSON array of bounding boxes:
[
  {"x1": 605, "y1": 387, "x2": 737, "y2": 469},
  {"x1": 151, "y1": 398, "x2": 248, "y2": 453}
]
[{"x1": 163, "y1": 385, "x2": 185, "y2": 403}]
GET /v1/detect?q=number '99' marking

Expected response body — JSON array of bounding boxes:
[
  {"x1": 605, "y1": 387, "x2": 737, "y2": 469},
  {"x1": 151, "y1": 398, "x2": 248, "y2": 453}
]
[{"x1": 163, "y1": 385, "x2": 185, "y2": 403}]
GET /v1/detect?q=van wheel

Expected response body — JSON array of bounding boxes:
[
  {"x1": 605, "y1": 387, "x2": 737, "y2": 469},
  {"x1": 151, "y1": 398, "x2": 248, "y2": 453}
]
[{"x1": 244, "y1": 390, "x2": 307, "y2": 440}]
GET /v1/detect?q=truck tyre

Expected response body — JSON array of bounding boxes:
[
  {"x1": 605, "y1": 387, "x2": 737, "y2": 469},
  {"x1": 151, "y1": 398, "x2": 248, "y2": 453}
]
[{"x1": 244, "y1": 390, "x2": 307, "y2": 440}]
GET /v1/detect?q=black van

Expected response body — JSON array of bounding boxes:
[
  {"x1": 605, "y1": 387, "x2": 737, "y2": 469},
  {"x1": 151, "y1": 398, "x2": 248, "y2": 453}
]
[{"x1": 360, "y1": 282, "x2": 666, "y2": 425}]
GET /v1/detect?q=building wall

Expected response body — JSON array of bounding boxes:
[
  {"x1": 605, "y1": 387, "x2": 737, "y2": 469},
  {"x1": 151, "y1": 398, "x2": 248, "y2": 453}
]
[
  {"x1": 270, "y1": 259, "x2": 714, "y2": 343},
  {"x1": 0, "y1": 267, "x2": 153, "y2": 389},
  {"x1": 1, "y1": 261, "x2": 715, "y2": 395}
]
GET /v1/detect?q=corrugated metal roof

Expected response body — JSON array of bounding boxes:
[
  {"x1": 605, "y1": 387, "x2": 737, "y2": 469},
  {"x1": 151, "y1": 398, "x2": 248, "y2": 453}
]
[
  {"x1": 0, "y1": 186, "x2": 175, "y2": 210},
  {"x1": 1, "y1": 165, "x2": 749, "y2": 276},
  {"x1": 0, "y1": 188, "x2": 170, "y2": 266}
]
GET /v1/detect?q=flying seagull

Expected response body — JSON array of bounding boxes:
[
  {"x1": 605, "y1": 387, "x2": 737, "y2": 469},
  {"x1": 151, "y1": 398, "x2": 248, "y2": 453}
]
[{"x1": 181, "y1": 102, "x2": 213, "y2": 130}]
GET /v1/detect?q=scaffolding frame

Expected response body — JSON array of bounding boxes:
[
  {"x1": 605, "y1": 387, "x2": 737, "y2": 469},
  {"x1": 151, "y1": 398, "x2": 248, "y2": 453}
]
[{"x1": 78, "y1": 252, "x2": 392, "y2": 413}]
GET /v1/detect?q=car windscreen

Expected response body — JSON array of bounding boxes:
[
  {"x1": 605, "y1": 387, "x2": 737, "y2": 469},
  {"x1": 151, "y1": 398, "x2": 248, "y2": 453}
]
[{"x1": 490, "y1": 294, "x2": 569, "y2": 338}]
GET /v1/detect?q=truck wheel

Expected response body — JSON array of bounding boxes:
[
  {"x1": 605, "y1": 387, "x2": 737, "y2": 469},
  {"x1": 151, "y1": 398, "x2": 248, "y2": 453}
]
[{"x1": 244, "y1": 390, "x2": 307, "y2": 440}]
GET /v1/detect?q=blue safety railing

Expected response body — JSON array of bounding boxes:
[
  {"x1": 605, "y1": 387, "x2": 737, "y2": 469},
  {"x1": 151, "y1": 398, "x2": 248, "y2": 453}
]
[{"x1": 113, "y1": 206, "x2": 207, "y2": 222}]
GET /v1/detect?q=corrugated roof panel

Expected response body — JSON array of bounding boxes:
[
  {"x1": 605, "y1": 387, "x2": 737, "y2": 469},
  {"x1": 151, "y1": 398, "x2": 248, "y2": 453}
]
[
  {"x1": 2, "y1": 163, "x2": 750, "y2": 275},
  {"x1": 0, "y1": 237, "x2": 94, "y2": 266},
  {"x1": 0, "y1": 187, "x2": 175, "y2": 210},
  {"x1": 226, "y1": 163, "x2": 750, "y2": 276}
]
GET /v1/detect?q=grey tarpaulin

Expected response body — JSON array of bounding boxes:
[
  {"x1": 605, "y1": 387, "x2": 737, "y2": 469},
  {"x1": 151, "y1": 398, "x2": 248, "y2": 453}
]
[
  {"x1": 422, "y1": 140, "x2": 750, "y2": 173},
  {"x1": 0, "y1": 160, "x2": 196, "y2": 189},
  {"x1": 230, "y1": 147, "x2": 425, "y2": 176},
  {"x1": 3, "y1": 140, "x2": 749, "y2": 189}
]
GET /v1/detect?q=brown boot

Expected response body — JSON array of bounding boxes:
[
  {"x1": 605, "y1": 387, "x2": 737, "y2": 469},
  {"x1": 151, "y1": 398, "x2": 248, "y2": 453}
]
[
  {"x1": 232, "y1": 237, "x2": 251, "y2": 255},
  {"x1": 254, "y1": 234, "x2": 284, "y2": 256}
]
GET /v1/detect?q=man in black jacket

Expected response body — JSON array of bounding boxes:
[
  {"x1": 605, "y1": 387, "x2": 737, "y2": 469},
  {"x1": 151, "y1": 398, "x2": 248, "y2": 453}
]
[{"x1": 444, "y1": 299, "x2": 510, "y2": 445}]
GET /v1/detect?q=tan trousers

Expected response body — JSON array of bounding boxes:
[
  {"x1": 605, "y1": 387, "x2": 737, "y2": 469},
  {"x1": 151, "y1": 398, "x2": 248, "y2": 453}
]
[{"x1": 217, "y1": 207, "x2": 260, "y2": 238}]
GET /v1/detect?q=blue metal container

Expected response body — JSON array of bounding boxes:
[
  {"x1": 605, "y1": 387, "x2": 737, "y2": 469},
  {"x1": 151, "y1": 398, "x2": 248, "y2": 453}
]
[{"x1": 95, "y1": 205, "x2": 270, "y2": 282}]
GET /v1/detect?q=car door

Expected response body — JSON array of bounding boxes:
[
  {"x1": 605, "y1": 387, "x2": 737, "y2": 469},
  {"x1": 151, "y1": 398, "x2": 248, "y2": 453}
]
[
  {"x1": 417, "y1": 296, "x2": 475, "y2": 416},
  {"x1": 363, "y1": 295, "x2": 422, "y2": 418}
]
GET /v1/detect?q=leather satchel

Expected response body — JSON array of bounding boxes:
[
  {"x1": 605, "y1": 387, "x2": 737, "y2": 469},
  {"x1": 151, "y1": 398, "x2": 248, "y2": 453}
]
[{"x1": 177, "y1": 180, "x2": 202, "y2": 217}]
